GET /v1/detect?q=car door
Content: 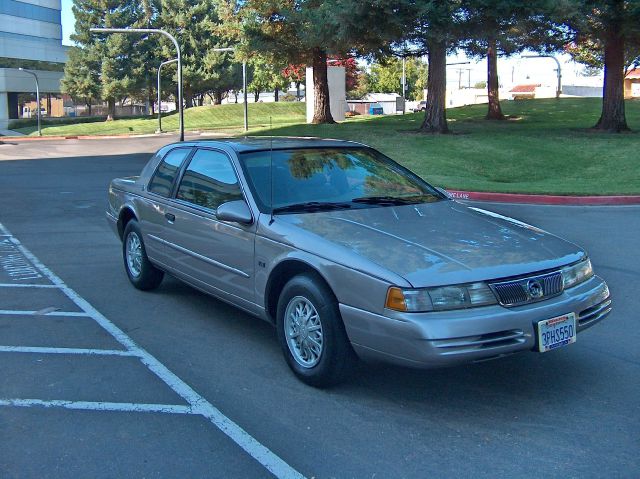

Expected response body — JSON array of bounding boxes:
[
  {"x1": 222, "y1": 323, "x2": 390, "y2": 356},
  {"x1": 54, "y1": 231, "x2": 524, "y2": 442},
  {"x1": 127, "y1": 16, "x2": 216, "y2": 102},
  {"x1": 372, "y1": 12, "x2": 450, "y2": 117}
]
[
  {"x1": 161, "y1": 148, "x2": 257, "y2": 307},
  {"x1": 138, "y1": 147, "x2": 193, "y2": 268}
]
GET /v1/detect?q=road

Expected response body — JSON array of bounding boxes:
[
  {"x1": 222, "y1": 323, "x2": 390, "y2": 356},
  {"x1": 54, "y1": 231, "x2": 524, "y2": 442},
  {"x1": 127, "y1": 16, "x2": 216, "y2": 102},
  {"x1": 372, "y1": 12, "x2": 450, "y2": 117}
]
[{"x1": 0, "y1": 136, "x2": 638, "y2": 478}]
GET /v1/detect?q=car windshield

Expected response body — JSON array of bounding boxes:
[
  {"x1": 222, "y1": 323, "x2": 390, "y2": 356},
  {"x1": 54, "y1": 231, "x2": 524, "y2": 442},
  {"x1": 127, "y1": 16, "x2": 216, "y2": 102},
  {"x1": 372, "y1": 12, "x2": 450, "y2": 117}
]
[{"x1": 238, "y1": 147, "x2": 444, "y2": 213}]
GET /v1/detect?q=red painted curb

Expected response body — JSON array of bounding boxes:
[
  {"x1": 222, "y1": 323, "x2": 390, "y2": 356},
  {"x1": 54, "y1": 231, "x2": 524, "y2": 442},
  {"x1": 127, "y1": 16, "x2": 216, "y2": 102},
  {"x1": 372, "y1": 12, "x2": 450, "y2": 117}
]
[{"x1": 448, "y1": 190, "x2": 640, "y2": 206}]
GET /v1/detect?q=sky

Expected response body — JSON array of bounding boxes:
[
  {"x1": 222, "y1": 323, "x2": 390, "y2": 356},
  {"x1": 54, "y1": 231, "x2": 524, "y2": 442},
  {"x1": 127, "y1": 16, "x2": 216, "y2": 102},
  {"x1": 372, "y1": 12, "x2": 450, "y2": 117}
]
[{"x1": 61, "y1": 0, "x2": 74, "y2": 45}]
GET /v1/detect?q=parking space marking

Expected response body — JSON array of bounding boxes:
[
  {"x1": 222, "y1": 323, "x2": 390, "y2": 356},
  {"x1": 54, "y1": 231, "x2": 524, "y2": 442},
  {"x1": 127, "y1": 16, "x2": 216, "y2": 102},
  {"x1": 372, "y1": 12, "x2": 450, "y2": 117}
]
[
  {"x1": 0, "y1": 310, "x2": 91, "y2": 317},
  {"x1": 0, "y1": 346, "x2": 135, "y2": 356},
  {"x1": 0, "y1": 398, "x2": 194, "y2": 414},
  {"x1": 0, "y1": 222, "x2": 305, "y2": 479},
  {"x1": 0, "y1": 283, "x2": 61, "y2": 288}
]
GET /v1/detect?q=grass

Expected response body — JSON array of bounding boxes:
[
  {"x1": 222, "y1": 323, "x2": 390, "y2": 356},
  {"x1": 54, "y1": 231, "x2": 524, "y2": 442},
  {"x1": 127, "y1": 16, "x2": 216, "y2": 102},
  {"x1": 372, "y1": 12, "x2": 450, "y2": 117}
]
[
  {"x1": 14, "y1": 102, "x2": 307, "y2": 137},
  {"x1": 257, "y1": 98, "x2": 640, "y2": 195},
  {"x1": 13, "y1": 97, "x2": 640, "y2": 195}
]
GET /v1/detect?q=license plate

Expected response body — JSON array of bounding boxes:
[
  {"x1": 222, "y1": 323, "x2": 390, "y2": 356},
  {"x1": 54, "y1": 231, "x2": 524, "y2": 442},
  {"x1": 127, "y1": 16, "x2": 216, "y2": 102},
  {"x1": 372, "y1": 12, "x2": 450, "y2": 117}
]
[{"x1": 537, "y1": 313, "x2": 576, "y2": 352}]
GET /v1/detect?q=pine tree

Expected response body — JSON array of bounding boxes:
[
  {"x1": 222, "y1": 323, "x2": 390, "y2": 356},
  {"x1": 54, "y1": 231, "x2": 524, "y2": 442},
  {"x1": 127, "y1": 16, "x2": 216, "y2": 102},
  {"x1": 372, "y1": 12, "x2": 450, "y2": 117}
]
[
  {"x1": 240, "y1": 0, "x2": 397, "y2": 123},
  {"x1": 461, "y1": 0, "x2": 568, "y2": 120},
  {"x1": 564, "y1": 0, "x2": 640, "y2": 131}
]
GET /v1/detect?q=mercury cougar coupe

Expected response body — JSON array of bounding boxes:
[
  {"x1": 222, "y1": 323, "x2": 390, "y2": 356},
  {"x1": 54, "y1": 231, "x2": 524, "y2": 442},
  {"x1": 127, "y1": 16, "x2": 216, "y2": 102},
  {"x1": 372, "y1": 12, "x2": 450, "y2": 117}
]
[{"x1": 107, "y1": 137, "x2": 611, "y2": 387}]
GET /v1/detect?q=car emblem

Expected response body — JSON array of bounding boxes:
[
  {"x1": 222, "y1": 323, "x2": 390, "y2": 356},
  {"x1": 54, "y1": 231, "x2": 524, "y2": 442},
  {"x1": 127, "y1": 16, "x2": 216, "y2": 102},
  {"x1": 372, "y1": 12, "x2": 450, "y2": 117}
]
[{"x1": 526, "y1": 280, "x2": 544, "y2": 299}]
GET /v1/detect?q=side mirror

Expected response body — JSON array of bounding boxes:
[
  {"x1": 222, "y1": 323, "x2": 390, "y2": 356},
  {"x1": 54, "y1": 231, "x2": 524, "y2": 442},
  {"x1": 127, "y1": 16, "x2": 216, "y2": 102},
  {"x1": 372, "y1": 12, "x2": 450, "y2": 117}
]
[{"x1": 216, "y1": 200, "x2": 253, "y2": 225}]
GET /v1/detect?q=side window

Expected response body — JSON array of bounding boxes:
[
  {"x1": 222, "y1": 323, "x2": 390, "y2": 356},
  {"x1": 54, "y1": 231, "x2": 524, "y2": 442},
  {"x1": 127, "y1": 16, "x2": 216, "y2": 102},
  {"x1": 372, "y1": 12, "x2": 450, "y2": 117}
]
[
  {"x1": 176, "y1": 149, "x2": 243, "y2": 210},
  {"x1": 148, "y1": 148, "x2": 191, "y2": 197}
]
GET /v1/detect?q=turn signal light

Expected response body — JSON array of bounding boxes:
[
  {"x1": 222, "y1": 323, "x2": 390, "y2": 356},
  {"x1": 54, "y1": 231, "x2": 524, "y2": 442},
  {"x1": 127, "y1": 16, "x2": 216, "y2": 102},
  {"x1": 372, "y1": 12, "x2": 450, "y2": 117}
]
[{"x1": 385, "y1": 287, "x2": 407, "y2": 311}]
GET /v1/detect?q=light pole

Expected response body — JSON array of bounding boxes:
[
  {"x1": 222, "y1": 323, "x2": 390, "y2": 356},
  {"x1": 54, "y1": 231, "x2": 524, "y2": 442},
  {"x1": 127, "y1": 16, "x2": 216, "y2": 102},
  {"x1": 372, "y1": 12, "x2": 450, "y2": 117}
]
[
  {"x1": 401, "y1": 56, "x2": 406, "y2": 114},
  {"x1": 90, "y1": 27, "x2": 185, "y2": 141},
  {"x1": 212, "y1": 47, "x2": 248, "y2": 132},
  {"x1": 522, "y1": 54, "x2": 562, "y2": 99},
  {"x1": 19, "y1": 68, "x2": 41, "y2": 136},
  {"x1": 156, "y1": 58, "x2": 178, "y2": 133}
]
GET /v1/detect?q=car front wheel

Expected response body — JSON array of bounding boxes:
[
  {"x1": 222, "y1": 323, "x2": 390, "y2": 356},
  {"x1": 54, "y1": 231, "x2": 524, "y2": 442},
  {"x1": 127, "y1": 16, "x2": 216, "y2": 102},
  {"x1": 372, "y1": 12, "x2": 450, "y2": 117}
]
[
  {"x1": 123, "y1": 220, "x2": 164, "y2": 290},
  {"x1": 276, "y1": 273, "x2": 355, "y2": 387}
]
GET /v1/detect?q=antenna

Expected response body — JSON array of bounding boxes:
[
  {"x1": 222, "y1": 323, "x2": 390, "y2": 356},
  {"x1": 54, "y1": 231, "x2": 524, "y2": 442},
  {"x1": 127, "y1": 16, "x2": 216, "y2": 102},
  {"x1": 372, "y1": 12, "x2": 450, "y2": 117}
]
[{"x1": 269, "y1": 116, "x2": 274, "y2": 225}]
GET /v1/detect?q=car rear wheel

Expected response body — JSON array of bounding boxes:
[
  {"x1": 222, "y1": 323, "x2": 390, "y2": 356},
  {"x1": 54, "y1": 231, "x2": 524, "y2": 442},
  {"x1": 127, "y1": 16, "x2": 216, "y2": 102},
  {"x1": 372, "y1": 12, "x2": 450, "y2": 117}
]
[
  {"x1": 276, "y1": 273, "x2": 355, "y2": 387},
  {"x1": 123, "y1": 220, "x2": 164, "y2": 290}
]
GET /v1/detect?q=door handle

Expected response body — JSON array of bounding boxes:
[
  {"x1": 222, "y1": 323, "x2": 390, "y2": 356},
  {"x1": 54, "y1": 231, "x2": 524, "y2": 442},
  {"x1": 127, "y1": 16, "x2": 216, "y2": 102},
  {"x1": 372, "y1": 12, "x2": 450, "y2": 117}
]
[{"x1": 165, "y1": 213, "x2": 175, "y2": 222}]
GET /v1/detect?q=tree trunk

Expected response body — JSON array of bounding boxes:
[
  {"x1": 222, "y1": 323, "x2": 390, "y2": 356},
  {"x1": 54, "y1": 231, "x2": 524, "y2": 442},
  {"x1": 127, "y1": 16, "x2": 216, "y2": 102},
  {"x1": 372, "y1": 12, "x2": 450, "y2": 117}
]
[
  {"x1": 46, "y1": 94, "x2": 51, "y2": 116},
  {"x1": 486, "y1": 38, "x2": 505, "y2": 120},
  {"x1": 312, "y1": 47, "x2": 335, "y2": 124},
  {"x1": 420, "y1": 40, "x2": 448, "y2": 133},
  {"x1": 254, "y1": 91, "x2": 260, "y2": 102},
  {"x1": 184, "y1": 87, "x2": 193, "y2": 109},
  {"x1": 296, "y1": 81, "x2": 301, "y2": 101},
  {"x1": 87, "y1": 101, "x2": 92, "y2": 116},
  {"x1": 106, "y1": 98, "x2": 116, "y2": 121},
  {"x1": 594, "y1": 26, "x2": 629, "y2": 131},
  {"x1": 214, "y1": 91, "x2": 223, "y2": 105},
  {"x1": 274, "y1": 87, "x2": 279, "y2": 102}
]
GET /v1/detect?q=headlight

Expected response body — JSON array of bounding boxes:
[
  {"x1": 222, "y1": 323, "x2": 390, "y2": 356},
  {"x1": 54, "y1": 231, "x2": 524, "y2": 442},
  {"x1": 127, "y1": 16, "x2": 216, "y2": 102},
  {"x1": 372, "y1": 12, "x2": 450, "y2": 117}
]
[
  {"x1": 385, "y1": 282, "x2": 497, "y2": 312},
  {"x1": 562, "y1": 258, "x2": 594, "y2": 289}
]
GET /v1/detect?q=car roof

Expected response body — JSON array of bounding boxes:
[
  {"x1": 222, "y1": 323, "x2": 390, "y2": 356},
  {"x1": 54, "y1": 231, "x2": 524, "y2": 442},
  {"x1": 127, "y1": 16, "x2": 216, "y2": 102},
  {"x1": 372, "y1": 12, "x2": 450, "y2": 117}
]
[{"x1": 164, "y1": 136, "x2": 365, "y2": 153}]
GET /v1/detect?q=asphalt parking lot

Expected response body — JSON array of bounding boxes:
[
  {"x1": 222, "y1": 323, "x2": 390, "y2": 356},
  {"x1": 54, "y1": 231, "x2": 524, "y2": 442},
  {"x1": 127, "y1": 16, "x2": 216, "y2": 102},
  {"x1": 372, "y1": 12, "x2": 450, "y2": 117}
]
[{"x1": 0, "y1": 136, "x2": 638, "y2": 478}]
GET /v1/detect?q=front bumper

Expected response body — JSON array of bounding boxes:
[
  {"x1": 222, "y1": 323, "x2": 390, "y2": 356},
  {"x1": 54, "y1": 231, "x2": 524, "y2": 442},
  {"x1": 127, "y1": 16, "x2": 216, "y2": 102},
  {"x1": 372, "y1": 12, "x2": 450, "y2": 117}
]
[{"x1": 340, "y1": 275, "x2": 611, "y2": 368}]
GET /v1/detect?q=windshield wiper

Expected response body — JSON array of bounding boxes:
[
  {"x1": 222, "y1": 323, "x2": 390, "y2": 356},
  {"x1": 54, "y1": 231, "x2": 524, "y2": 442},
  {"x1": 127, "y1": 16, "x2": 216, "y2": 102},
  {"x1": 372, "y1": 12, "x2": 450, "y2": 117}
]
[
  {"x1": 351, "y1": 195, "x2": 427, "y2": 205},
  {"x1": 272, "y1": 201, "x2": 353, "y2": 214}
]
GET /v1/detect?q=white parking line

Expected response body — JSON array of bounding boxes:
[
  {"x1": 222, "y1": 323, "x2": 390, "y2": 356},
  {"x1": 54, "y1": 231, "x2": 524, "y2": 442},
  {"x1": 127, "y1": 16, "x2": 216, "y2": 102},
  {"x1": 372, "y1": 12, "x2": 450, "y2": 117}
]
[
  {"x1": 0, "y1": 398, "x2": 194, "y2": 414},
  {"x1": 0, "y1": 310, "x2": 91, "y2": 317},
  {"x1": 0, "y1": 222, "x2": 305, "y2": 479},
  {"x1": 0, "y1": 283, "x2": 60, "y2": 288},
  {"x1": 0, "y1": 346, "x2": 135, "y2": 356}
]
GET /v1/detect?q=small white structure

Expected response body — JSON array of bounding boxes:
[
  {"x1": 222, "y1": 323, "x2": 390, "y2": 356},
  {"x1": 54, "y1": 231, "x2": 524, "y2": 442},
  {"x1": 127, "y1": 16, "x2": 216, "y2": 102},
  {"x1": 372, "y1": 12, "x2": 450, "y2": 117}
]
[{"x1": 305, "y1": 66, "x2": 346, "y2": 123}]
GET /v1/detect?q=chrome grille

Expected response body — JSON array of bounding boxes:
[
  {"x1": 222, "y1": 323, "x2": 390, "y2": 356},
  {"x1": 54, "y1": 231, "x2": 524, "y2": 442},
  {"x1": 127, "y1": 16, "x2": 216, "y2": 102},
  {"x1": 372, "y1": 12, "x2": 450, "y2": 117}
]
[{"x1": 490, "y1": 271, "x2": 563, "y2": 307}]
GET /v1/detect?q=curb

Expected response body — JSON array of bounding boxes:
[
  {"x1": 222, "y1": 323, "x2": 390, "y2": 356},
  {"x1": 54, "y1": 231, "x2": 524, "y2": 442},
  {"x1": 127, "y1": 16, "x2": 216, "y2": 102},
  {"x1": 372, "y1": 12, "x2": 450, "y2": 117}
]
[{"x1": 448, "y1": 190, "x2": 640, "y2": 206}]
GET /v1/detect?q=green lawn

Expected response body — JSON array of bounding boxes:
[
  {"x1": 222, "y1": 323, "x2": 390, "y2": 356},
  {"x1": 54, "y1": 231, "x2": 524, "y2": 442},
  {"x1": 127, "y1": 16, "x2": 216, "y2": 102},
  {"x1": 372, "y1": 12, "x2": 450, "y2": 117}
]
[
  {"x1": 13, "y1": 98, "x2": 640, "y2": 195},
  {"x1": 258, "y1": 98, "x2": 640, "y2": 195},
  {"x1": 14, "y1": 102, "x2": 307, "y2": 137}
]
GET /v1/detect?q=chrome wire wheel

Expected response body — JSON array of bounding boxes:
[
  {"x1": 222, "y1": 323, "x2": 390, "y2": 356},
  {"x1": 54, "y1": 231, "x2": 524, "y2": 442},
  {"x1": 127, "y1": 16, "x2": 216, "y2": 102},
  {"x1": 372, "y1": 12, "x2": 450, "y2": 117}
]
[
  {"x1": 284, "y1": 296, "x2": 324, "y2": 368},
  {"x1": 125, "y1": 232, "x2": 142, "y2": 278}
]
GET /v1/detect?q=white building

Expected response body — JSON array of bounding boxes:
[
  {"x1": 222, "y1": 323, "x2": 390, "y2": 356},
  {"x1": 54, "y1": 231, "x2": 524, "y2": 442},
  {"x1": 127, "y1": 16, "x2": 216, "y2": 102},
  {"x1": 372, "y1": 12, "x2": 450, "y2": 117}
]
[{"x1": 0, "y1": 0, "x2": 68, "y2": 129}]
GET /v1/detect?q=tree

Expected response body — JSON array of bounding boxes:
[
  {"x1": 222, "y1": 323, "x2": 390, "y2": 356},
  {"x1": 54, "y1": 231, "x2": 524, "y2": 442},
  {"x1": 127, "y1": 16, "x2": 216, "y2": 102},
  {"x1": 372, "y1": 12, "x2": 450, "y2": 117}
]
[
  {"x1": 400, "y1": 1, "x2": 467, "y2": 133},
  {"x1": 565, "y1": 0, "x2": 640, "y2": 131},
  {"x1": 461, "y1": 0, "x2": 569, "y2": 120},
  {"x1": 158, "y1": 0, "x2": 240, "y2": 108},
  {"x1": 363, "y1": 57, "x2": 428, "y2": 100},
  {"x1": 247, "y1": 56, "x2": 287, "y2": 101},
  {"x1": 282, "y1": 64, "x2": 305, "y2": 100},
  {"x1": 240, "y1": 0, "x2": 398, "y2": 123},
  {"x1": 61, "y1": 46, "x2": 101, "y2": 115}
]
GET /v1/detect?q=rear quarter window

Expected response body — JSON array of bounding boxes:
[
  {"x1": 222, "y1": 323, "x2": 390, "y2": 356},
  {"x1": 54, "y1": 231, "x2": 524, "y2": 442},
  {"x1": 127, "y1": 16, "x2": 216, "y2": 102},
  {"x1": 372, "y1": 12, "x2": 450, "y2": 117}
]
[{"x1": 148, "y1": 148, "x2": 191, "y2": 197}]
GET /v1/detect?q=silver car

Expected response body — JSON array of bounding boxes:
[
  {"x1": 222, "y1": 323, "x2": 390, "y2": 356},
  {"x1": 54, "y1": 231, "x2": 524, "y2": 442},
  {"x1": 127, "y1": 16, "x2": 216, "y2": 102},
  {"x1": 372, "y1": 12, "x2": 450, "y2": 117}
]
[{"x1": 107, "y1": 137, "x2": 611, "y2": 387}]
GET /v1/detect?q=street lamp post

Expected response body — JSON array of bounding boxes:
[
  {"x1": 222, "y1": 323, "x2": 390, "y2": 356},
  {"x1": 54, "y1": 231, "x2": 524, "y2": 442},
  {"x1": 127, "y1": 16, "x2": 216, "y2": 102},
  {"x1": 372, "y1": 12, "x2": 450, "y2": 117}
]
[
  {"x1": 401, "y1": 57, "x2": 406, "y2": 114},
  {"x1": 156, "y1": 58, "x2": 178, "y2": 133},
  {"x1": 522, "y1": 54, "x2": 562, "y2": 99},
  {"x1": 19, "y1": 68, "x2": 41, "y2": 136},
  {"x1": 212, "y1": 47, "x2": 248, "y2": 132},
  {"x1": 89, "y1": 27, "x2": 185, "y2": 141}
]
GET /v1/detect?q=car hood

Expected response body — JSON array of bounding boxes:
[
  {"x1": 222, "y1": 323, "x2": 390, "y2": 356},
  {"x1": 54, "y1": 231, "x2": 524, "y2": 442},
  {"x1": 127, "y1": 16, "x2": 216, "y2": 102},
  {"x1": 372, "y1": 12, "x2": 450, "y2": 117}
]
[{"x1": 275, "y1": 200, "x2": 584, "y2": 287}]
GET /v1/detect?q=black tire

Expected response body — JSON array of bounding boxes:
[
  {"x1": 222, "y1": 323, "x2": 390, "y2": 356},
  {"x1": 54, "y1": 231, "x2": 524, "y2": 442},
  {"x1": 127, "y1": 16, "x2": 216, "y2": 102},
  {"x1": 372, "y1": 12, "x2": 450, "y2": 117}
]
[
  {"x1": 122, "y1": 219, "x2": 164, "y2": 290},
  {"x1": 276, "y1": 273, "x2": 356, "y2": 387}
]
